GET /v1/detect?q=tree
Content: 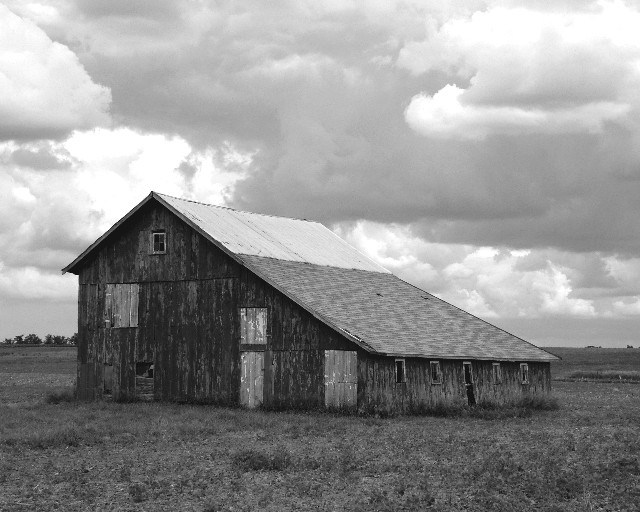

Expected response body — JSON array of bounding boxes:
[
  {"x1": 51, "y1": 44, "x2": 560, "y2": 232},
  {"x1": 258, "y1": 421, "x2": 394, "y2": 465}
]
[
  {"x1": 2, "y1": 337, "x2": 13, "y2": 345},
  {"x1": 14, "y1": 335, "x2": 24, "y2": 345},
  {"x1": 52, "y1": 335, "x2": 67, "y2": 345},
  {"x1": 68, "y1": 333, "x2": 78, "y2": 346},
  {"x1": 44, "y1": 334, "x2": 54, "y2": 345},
  {"x1": 23, "y1": 333, "x2": 42, "y2": 345}
]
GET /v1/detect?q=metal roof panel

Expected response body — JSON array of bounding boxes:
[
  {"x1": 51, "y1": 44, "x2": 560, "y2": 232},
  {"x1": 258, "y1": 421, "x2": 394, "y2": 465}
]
[{"x1": 157, "y1": 193, "x2": 389, "y2": 273}]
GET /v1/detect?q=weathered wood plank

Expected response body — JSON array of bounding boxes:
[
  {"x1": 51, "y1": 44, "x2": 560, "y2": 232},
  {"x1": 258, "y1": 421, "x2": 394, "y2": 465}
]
[{"x1": 130, "y1": 283, "x2": 139, "y2": 327}]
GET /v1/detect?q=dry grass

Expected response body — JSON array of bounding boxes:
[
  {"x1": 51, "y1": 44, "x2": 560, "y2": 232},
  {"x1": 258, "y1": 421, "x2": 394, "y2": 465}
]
[
  {"x1": 549, "y1": 346, "x2": 640, "y2": 379},
  {"x1": 1, "y1": 346, "x2": 639, "y2": 511},
  {"x1": 567, "y1": 370, "x2": 640, "y2": 382}
]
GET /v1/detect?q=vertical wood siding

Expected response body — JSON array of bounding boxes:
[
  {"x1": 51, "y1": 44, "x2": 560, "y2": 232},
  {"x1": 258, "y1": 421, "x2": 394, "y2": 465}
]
[
  {"x1": 76, "y1": 202, "x2": 241, "y2": 402},
  {"x1": 357, "y1": 354, "x2": 552, "y2": 415}
]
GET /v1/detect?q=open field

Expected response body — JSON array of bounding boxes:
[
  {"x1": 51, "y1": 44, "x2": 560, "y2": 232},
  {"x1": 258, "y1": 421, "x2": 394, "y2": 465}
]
[
  {"x1": 0, "y1": 346, "x2": 75, "y2": 405},
  {"x1": 548, "y1": 347, "x2": 640, "y2": 380},
  {"x1": 1, "y1": 346, "x2": 639, "y2": 511}
]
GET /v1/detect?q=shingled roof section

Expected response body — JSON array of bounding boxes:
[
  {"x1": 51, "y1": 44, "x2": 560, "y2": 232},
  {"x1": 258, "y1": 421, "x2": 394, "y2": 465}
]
[{"x1": 243, "y1": 256, "x2": 558, "y2": 362}]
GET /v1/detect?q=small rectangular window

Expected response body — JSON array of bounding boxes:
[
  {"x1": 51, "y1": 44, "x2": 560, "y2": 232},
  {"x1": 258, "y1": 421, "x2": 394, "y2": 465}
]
[
  {"x1": 463, "y1": 362, "x2": 473, "y2": 385},
  {"x1": 151, "y1": 231, "x2": 166, "y2": 254},
  {"x1": 430, "y1": 361, "x2": 442, "y2": 384},
  {"x1": 520, "y1": 363, "x2": 529, "y2": 384},
  {"x1": 492, "y1": 363, "x2": 502, "y2": 384},
  {"x1": 395, "y1": 358, "x2": 406, "y2": 384}
]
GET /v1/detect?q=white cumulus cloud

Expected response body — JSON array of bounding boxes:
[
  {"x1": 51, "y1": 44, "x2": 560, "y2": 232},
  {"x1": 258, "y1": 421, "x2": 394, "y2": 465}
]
[
  {"x1": 0, "y1": 5, "x2": 111, "y2": 141},
  {"x1": 405, "y1": 84, "x2": 629, "y2": 140},
  {"x1": 400, "y1": 1, "x2": 640, "y2": 139}
]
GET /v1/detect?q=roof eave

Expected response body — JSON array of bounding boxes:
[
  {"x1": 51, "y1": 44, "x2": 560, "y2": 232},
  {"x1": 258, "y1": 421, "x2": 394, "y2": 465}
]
[
  {"x1": 61, "y1": 191, "x2": 158, "y2": 275},
  {"x1": 382, "y1": 352, "x2": 560, "y2": 361}
]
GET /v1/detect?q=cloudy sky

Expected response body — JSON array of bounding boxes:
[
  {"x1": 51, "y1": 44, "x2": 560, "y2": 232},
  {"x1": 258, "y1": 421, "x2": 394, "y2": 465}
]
[{"x1": 2, "y1": 0, "x2": 640, "y2": 347}]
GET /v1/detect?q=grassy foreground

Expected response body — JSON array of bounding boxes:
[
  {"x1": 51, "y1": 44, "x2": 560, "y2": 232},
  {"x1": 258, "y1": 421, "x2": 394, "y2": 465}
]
[{"x1": 1, "y1": 346, "x2": 639, "y2": 511}]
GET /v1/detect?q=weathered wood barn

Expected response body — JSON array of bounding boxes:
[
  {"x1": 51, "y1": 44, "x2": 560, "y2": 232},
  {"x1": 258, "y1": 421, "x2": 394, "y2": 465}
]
[{"x1": 63, "y1": 192, "x2": 558, "y2": 413}]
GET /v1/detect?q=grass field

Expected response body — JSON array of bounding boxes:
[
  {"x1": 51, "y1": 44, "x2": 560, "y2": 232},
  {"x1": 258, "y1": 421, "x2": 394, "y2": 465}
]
[
  {"x1": 1, "y1": 346, "x2": 639, "y2": 511},
  {"x1": 548, "y1": 347, "x2": 640, "y2": 380}
]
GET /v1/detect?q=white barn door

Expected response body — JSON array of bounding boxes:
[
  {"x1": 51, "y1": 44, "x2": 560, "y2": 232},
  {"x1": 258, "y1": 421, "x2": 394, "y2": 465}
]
[
  {"x1": 240, "y1": 352, "x2": 264, "y2": 408},
  {"x1": 324, "y1": 350, "x2": 357, "y2": 409}
]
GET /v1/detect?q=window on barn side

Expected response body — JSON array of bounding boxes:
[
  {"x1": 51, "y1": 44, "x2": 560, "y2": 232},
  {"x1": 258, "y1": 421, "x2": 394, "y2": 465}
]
[
  {"x1": 151, "y1": 230, "x2": 166, "y2": 254},
  {"x1": 520, "y1": 363, "x2": 529, "y2": 384},
  {"x1": 395, "y1": 359, "x2": 406, "y2": 384},
  {"x1": 430, "y1": 361, "x2": 442, "y2": 384},
  {"x1": 104, "y1": 283, "x2": 139, "y2": 328},
  {"x1": 492, "y1": 363, "x2": 502, "y2": 384},
  {"x1": 135, "y1": 361, "x2": 154, "y2": 401}
]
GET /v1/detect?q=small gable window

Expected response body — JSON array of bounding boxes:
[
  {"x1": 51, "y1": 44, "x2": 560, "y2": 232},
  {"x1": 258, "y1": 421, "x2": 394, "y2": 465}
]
[
  {"x1": 151, "y1": 231, "x2": 166, "y2": 254},
  {"x1": 430, "y1": 361, "x2": 442, "y2": 384},
  {"x1": 395, "y1": 358, "x2": 406, "y2": 384},
  {"x1": 520, "y1": 363, "x2": 529, "y2": 384},
  {"x1": 492, "y1": 363, "x2": 502, "y2": 384}
]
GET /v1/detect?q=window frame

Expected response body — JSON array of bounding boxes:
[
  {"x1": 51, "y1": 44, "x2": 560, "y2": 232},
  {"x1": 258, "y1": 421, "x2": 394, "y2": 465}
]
[
  {"x1": 395, "y1": 358, "x2": 406, "y2": 384},
  {"x1": 492, "y1": 362, "x2": 502, "y2": 385},
  {"x1": 430, "y1": 360, "x2": 442, "y2": 385},
  {"x1": 520, "y1": 363, "x2": 529, "y2": 384},
  {"x1": 462, "y1": 361, "x2": 474, "y2": 386},
  {"x1": 151, "y1": 230, "x2": 167, "y2": 255}
]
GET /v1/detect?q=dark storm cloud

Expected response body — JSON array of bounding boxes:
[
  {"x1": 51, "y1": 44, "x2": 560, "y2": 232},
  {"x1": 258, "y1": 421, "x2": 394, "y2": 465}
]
[
  {"x1": 11, "y1": 1, "x2": 640, "y2": 256},
  {"x1": 9, "y1": 145, "x2": 72, "y2": 170},
  {"x1": 76, "y1": 0, "x2": 179, "y2": 19}
]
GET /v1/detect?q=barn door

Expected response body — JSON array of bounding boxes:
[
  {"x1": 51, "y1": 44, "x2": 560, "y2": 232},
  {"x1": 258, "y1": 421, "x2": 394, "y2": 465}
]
[
  {"x1": 239, "y1": 307, "x2": 267, "y2": 408},
  {"x1": 240, "y1": 352, "x2": 264, "y2": 407},
  {"x1": 324, "y1": 350, "x2": 357, "y2": 409}
]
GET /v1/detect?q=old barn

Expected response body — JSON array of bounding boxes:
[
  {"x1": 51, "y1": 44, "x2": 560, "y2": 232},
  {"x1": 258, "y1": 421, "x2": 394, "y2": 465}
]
[{"x1": 63, "y1": 192, "x2": 558, "y2": 413}]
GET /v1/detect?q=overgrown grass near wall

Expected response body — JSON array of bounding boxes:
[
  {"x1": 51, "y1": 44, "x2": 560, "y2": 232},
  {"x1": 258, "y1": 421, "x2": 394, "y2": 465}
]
[{"x1": 1, "y1": 346, "x2": 639, "y2": 511}]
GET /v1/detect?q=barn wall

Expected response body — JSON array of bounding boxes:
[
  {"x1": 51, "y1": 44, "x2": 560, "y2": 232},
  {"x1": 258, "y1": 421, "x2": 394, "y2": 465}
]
[
  {"x1": 357, "y1": 354, "x2": 552, "y2": 414},
  {"x1": 75, "y1": 201, "x2": 356, "y2": 405},
  {"x1": 76, "y1": 202, "x2": 242, "y2": 402},
  {"x1": 239, "y1": 267, "x2": 354, "y2": 409}
]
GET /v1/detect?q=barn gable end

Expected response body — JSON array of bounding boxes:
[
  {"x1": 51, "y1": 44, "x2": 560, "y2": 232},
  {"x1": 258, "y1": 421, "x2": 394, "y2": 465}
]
[{"x1": 65, "y1": 192, "x2": 558, "y2": 413}]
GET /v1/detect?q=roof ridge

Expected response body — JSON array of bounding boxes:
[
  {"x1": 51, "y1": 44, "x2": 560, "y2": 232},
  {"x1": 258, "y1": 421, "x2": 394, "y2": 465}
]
[{"x1": 153, "y1": 191, "x2": 316, "y2": 223}]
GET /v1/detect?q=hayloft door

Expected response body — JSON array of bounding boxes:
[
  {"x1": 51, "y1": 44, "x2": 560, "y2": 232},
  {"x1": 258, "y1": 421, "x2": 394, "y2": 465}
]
[
  {"x1": 239, "y1": 308, "x2": 267, "y2": 408},
  {"x1": 463, "y1": 362, "x2": 476, "y2": 405}
]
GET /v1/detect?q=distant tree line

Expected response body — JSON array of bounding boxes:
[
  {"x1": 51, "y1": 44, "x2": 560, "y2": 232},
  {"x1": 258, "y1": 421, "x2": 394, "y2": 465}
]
[{"x1": 2, "y1": 333, "x2": 78, "y2": 345}]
